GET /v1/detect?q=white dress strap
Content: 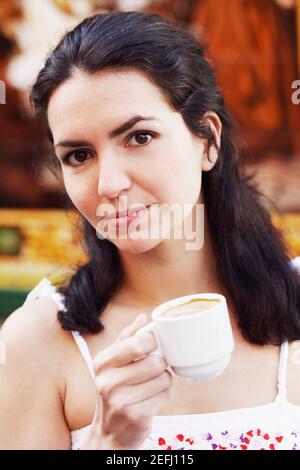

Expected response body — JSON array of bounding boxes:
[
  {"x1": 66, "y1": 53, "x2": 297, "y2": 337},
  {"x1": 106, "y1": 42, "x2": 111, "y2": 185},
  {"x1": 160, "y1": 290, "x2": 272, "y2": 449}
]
[
  {"x1": 23, "y1": 278, "x2": 96, "y2": 382},
  {"x1": 23, "y1": 277, "x2": 66, "y2": 311},
  {"x1": 290, "y1": 256, "x2": 300, "y2": 273},
  {"x1": 275, "y1": 340, "x2": 289, "y2": 403},
  {"x1": 71, "y1": 331, "x2": 96, "y2": 380},
  {"x1": 273, "y1": 257, "x2": 299, "y2": 403}
]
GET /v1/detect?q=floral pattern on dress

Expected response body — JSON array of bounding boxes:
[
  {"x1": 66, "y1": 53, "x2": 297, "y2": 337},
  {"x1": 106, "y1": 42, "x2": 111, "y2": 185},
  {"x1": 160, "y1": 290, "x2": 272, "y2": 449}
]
[{"x1": 142, "y1": 429, "x2": 300, "y2": 450}]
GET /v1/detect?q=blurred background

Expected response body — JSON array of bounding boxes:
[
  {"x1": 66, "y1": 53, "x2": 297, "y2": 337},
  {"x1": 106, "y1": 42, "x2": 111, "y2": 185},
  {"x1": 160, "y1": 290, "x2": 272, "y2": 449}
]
[{"x1": 0, "y1": 0, "x2": 299, "y2": 318}]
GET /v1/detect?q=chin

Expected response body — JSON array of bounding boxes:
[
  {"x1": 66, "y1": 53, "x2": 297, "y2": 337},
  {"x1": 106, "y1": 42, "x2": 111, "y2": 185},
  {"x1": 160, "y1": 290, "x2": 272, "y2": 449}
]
[{"x1": 111, "y1": 237, "x2": 163, "y2": 255}]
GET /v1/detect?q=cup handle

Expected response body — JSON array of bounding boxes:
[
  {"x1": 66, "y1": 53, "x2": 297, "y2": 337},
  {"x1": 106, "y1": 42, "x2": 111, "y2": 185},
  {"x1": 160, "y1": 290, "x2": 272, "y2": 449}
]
[{"x1": 135, "y1": 321, "x2": 164, "y2": 357}]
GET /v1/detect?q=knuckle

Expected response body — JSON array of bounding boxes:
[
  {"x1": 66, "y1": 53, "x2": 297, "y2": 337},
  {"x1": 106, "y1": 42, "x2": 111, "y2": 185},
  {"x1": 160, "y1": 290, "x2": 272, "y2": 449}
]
[
  {"x1": 125, "y1": 341, "x2": 137, "y2": 358},
  {"x1": 97, "y1": 379, "x2": 115, "y2": 400},
  {"x1": 151, "y1": 355, "x2": 166, "y2": 374},
  {"x1": 128, "y1": 337, "x2": 145, "y2": 357},
  {"x1": 93, "y1": 355, "x2": 105, "y2": 373},
  {"x1": 109, "y1": 395, "x2": 125, "y2": 414},
  {"x1": 161, "y1": 370, "x2": 172, "y2": 388}
]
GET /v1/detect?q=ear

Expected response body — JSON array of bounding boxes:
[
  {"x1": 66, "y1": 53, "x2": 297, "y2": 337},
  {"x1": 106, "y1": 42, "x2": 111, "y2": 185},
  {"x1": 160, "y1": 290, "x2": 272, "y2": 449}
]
[{"x1": 201, "y1": 112, "x2": 222, "y2": 172}]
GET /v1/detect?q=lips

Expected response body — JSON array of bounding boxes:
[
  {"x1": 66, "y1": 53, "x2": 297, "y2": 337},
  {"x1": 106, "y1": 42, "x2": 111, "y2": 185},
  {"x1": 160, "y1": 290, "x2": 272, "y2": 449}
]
[{"x1": 104, "y1": 205, "x2": 151, "y2": 220}]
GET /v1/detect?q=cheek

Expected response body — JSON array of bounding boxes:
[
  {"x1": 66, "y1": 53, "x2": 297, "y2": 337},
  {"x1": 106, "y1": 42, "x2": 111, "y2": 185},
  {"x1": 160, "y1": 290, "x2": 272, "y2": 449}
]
[
  {"x1": 63, "y1": 173, "x2": 98, "y2": 221},
  {"x1": 147, "y1": 150, "x2": 202, "y2": 205},
  {"x1": 174, "y1": 145, "x2": 203, "y2": 203}
]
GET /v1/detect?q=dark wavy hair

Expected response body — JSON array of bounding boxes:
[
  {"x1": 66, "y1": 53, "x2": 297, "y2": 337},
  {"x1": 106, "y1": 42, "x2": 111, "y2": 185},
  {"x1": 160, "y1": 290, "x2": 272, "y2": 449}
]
[{"x1": 30, "y1": 11, "x2": 300, "y2": 345}]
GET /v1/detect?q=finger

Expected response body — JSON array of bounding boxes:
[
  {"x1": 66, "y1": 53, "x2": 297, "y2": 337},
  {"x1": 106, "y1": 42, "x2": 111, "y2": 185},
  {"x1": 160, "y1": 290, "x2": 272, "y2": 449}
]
[
  {"x1": 111, "y1": 370, "x2": 172, "y2": 408},
  {"x1": 96, "y1": 354, "x2": 168, "y2": 390},
  {"x1": 94, "y1": 331, "x2": 157, "y2": 370},
  {"x1": 124, "y1": 386, "x2": 172, "y2": 421},
  {"x1": 116, "y1": 313, "x2": 148, "y2": 342},
  {"x1": 121, "y1": 354, "x2": 168, "y2": 385}
]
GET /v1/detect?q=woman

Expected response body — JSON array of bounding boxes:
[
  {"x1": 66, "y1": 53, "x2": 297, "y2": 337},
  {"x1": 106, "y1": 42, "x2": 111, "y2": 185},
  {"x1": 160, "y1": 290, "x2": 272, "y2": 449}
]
[{"x1": 1, "y1": 11, "x2": 300, "y2": 450}]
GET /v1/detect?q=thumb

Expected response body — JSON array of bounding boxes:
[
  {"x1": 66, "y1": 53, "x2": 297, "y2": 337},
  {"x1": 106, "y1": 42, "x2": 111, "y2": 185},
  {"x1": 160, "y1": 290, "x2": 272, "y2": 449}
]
[{"x1": 116, "y1": 313, "x2": 148, "y2": 341}]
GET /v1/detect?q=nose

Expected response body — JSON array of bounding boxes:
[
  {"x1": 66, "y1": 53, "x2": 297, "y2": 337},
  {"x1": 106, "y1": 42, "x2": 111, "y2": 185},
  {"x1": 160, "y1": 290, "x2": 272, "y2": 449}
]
[{"x1": 97, "y1": 153, "x2": 132, "y2": 199}]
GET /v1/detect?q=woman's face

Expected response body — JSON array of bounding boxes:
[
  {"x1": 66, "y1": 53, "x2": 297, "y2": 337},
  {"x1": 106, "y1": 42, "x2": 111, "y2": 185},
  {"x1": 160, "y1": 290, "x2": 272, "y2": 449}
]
[{"x1": 47, "y1": 68, "x2": 220, "y2": 254}]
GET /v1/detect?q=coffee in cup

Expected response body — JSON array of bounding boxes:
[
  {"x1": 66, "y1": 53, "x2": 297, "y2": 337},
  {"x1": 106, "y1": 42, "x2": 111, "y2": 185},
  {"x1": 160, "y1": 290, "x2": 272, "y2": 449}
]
[
  {"x1": 135, "y1": 293, "x2": 234, "y2": 381},
  {"x1": 162, "y1": 298, "x2": 221, "y2": 318}
]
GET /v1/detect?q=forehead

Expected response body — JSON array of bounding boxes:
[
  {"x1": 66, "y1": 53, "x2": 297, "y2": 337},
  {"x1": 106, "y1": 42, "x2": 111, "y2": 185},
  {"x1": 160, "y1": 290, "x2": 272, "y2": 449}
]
[{"x1": 47, "y1": 69, "x2": 173, "y2": 139}]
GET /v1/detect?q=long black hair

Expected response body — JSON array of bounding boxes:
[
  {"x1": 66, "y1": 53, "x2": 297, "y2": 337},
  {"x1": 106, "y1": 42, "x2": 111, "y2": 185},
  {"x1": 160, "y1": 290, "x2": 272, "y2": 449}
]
[{"x1": 30, "y1": 11, "x2": 300, "y2": 345}]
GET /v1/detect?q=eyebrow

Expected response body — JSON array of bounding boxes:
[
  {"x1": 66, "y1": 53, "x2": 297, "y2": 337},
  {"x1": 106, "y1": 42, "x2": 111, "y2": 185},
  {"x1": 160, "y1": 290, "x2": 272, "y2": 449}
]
[{"x1": 54, "y1": 115, "x2": 162, "y2": 149}]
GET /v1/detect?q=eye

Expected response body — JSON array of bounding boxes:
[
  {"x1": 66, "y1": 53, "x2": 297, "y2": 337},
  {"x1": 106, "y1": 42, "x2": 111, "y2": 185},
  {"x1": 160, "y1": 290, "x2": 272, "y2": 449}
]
[
  {"x1": 125, "y1": 131, "x2": 156, "y2": 147},
  {"x1": 61, "y1": 150, "x2": 92, "y2": 167}
]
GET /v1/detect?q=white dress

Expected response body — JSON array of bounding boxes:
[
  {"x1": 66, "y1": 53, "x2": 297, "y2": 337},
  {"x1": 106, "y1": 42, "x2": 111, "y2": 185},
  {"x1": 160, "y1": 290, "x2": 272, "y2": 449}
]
[{"x1": 22, "y1": 257, "x2": 300, "y2": 450}]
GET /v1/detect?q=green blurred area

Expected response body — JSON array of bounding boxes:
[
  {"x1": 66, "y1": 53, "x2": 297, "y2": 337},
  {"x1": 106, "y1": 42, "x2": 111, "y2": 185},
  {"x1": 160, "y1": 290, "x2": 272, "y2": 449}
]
[
  {"x1": 0, "y1": 227, "x2": 22, "y2": 256},
  {"x1": 0, "y1": 289, "x2": 28, "y2": 318}
]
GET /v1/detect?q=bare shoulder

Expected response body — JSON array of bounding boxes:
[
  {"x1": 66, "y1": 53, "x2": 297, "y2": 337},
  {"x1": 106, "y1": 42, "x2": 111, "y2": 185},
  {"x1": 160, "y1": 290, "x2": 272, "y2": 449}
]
[
  {"x1": 1, "y1": 296, "x2": 101, "y2": 434},
  {"x1": 1, "y1": 295, "x2": 66, "y2": 338},
  {"x1": 0, "y1": 294, "x2": 94, "y2": 399},
  {"x1": 0, "y1": 297, "x2": 77, "y2": 449},
  {"x1": 287, "y1": 341, "x2": 300, "y2": 406},
  {"x1": 0, "y1": 296, "x2": 75, "y2": 371}
]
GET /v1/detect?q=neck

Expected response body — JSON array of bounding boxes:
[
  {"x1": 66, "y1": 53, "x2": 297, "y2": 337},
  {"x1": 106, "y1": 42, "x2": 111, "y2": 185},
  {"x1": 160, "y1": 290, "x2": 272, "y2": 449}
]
[{"x1": 116, "y1": 208, "x2": 226, "y2": 311}]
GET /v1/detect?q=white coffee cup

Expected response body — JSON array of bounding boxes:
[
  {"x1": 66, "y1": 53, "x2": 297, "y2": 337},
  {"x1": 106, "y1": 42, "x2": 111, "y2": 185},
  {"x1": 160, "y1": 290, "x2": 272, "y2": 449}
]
[{"x1": 136, "y1": 293, "x2": 234, "y2": 381}]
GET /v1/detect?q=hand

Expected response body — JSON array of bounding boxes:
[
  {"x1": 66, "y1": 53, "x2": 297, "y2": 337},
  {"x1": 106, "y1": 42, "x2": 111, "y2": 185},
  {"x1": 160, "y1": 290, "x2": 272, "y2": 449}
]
[{"x1": 80, "y1": 314, "x2": 172, "y2": 450}]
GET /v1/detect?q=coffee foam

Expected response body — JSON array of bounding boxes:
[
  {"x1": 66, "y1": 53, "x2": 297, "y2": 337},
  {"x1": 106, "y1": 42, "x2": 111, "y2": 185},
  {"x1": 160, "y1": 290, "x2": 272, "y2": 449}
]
[{"x1": 162, "y1": 298, "x2": 221, "y2": 318}]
